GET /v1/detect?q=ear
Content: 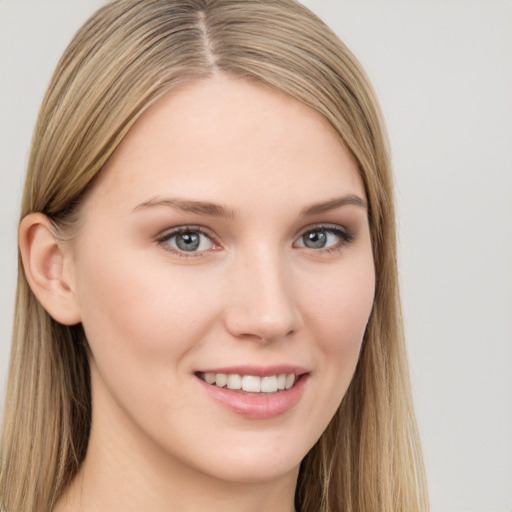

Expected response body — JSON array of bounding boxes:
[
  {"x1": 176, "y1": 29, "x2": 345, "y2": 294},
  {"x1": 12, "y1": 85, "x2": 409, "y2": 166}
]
[{"x1": 19, "y1": 213, "x2": 82, "y2": 325}]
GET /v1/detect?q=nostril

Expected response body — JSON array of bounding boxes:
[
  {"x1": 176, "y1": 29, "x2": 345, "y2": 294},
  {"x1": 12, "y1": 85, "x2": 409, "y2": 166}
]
[{"x1": 226, "y1": 319, "x2": 298, "y2": 344}]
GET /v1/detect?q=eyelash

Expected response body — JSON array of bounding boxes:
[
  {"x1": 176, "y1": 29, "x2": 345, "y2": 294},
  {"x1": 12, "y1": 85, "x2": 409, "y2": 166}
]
[
  {"x1": 156, "y1": 224, "x2": 355, "y2": 258},
  {"x1": 297, "y1": 225, "x2": 355, "y2": 253},
  {"x1": 156, "y1": 226, "x2": 217, "y2": 258}
]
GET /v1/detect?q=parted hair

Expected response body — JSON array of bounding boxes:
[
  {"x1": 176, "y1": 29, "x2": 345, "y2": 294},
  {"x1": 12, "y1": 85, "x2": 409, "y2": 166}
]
[{"x1": 0, "y1": 1, "x2": 429, "y2": 511}]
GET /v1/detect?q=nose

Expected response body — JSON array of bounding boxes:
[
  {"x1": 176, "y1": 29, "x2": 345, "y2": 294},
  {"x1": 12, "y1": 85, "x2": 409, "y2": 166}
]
[{"x1": 224, "y1": 249, "x2": 303, "y2": 343}]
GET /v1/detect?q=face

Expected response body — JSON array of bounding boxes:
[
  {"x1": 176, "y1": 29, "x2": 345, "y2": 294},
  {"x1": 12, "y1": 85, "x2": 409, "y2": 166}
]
[{"x1": 68, "y1": 76, "x2": 375, "y2": 486}]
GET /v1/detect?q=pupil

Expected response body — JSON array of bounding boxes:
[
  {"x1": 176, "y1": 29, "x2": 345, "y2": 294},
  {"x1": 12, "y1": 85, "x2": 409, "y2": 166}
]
[
  {"x1": 176, "y1": 232, "x2": 200, "y2": 251},
  {"x1": 305, "y1": 230, "x2": 326, "y2": 249}
]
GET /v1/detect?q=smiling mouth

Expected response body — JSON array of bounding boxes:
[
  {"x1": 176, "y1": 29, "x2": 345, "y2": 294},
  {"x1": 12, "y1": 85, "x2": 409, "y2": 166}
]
[{"x1": 197, "y1": 372, "x2": 297, "y2": 394}]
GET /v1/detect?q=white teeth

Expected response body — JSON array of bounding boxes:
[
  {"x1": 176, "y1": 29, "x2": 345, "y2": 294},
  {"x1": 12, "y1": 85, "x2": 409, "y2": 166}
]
[
  {"x1": 201, "y1": 372, "x2": 298, "y2": 393},
  {"x1": 204, "y1": 373, "x2": 216, "y2": 384},
  {"x1": 227, "y1": 374, "x2": 242, "y2": 390},
  {"x1": 215, "y1": 373, "x2": 227, "y2": 388},
  {"x1": 260, "y1": 375, "x2": 278, "y2": 393},
  {"x1": 242, "y1": 375, "x2": 261, "y2": 393}
]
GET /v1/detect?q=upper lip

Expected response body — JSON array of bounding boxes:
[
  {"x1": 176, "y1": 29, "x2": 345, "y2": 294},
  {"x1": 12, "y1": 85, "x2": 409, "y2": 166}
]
[{"x1": 195, "y1": 365, "x2": 308, "y2": 377}]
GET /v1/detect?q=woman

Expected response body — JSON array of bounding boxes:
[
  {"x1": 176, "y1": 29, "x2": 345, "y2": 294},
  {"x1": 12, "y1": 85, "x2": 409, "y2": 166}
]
[{"x1": 0, "y1": 0, "x2": 429, "y2": 511}]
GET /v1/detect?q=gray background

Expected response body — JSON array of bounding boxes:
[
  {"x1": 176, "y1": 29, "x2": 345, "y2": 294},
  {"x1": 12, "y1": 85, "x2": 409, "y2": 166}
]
[{"x1": 1, "y1": 1, "x2": 511, "y2": 511}]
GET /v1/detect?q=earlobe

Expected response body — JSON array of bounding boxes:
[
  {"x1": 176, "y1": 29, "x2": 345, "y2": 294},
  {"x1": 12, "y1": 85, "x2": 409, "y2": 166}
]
[{"x1": 19, "y1": 213, "x2": 82, "y2": 325}]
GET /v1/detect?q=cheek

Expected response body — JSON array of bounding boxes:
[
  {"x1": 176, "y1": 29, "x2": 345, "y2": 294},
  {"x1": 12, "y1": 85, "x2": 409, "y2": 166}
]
[
  {"x1": 304, "y1": 255, "x2": 375, "y2": 342},
  {"x1": 73, "y1": 244, "x2": 221, "y2": 375},
  {"x1": 301, "y1": 252, "x2": 375, "y2": 390}
]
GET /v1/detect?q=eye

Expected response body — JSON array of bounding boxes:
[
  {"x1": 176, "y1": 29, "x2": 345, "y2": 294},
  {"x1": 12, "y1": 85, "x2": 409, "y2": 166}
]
[
  {"x1": 158, "y1": 227, "x2": 216, "y2": 254},
  {"x1": 294, "y1": 226, "x2": 353, "y2": 250}
]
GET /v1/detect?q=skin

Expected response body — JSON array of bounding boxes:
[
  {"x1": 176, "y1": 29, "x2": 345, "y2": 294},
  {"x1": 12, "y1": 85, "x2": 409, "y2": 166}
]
[{"x1": 29, "y1": 75, "x2": 375, "y2": 511}]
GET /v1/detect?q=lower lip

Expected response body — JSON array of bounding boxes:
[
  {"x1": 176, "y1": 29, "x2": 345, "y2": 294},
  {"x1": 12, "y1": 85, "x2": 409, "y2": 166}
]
[{"x1": 197, "y1": 375, "x2": 308, "y2": 420}]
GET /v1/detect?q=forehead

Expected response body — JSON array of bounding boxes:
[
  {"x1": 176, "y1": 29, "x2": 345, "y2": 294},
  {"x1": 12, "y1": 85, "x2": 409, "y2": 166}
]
[{"x1": 88, "y1": 75, "x2": 365, "y2": 214}]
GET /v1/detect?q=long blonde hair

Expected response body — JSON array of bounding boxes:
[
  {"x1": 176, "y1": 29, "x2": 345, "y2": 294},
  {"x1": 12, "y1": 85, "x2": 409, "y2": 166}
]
[{"x1": 0, "y1": 1, "x2": 429, "y2": 511}]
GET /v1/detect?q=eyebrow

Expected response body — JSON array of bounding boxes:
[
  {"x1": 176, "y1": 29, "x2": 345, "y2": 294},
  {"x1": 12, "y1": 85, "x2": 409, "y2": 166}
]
[
  {"x1": 133, "y1": 196, "x2": 236, "y2": 218},
  {"x1": 300, "y1": 195, "x2": 368, "y2": 216},
  {"x1": 132, "y1": 194, "x2": 367, "y2": 218}
]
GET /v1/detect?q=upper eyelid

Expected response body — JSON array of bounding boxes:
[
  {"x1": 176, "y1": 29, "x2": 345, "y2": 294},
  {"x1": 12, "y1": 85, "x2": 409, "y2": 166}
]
[
  {"x1": 157, "y1": 225, "x2": 216, "y2": 240},
  {"x1": 157, "y1": 222, "x2": 348, "y2": 236},
  {"x1": 294, "y1": 223, "x2": 351, "y2": 239}
]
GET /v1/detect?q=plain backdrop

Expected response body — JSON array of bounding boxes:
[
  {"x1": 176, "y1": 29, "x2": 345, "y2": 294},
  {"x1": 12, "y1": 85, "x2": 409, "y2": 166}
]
[{"x1": 0, "y1": 1, "x2": 511, "y2": 511}]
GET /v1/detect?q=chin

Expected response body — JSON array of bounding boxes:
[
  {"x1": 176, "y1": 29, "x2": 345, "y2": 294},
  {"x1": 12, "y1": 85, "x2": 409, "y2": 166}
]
[{"x1": 197, "y1": 456, "x2": 302, "y2": 486}]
